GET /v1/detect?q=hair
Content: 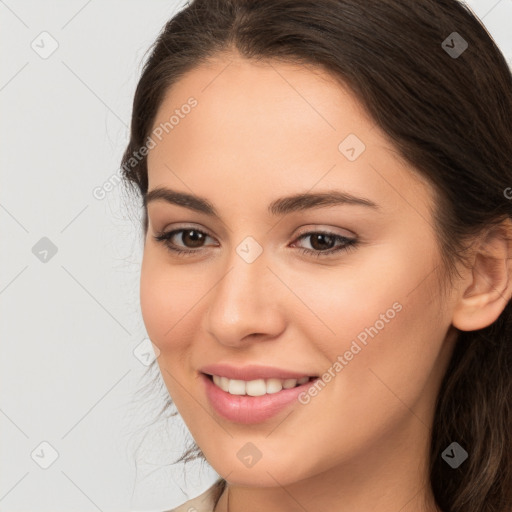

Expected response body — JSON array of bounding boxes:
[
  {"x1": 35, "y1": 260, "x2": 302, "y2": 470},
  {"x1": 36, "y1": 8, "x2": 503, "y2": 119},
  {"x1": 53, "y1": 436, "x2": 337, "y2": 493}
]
[{"x1": 121, "y1": 1, "x2": 512, "y2": 510}]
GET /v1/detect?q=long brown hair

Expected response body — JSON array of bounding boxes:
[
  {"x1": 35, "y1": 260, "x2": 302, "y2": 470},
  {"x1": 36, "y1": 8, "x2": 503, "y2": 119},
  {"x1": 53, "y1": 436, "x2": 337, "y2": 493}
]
[{"x1": 122, "y1": 1, "x2": 512, "y2": 510}]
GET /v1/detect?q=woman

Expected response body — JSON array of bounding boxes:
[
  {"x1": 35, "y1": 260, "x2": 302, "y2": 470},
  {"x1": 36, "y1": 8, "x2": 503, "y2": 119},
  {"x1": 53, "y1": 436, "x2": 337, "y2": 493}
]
[{"x1": 121, "y1": 0, "x2": 512, "y2": 510}]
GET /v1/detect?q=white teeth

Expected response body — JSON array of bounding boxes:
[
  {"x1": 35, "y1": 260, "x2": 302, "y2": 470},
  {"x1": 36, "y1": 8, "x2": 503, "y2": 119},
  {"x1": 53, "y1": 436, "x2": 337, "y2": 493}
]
[
  {"x1": 246, "y1": 379, "x2": 267, "y2": 396},
  {"x1": 219, "y1": 376, "x2": 230, "y2": 392},
  {"x1": 212, "y1": 374, "x2": 222, "y2": 388},
  {"x1": 282, "y1": 378, "x2": 298, "y2": 389},
  {"x1": 210, "y1": 375, "x2": 312, "y2": 396},
  {"x1": 228, "y1": 379, "x2": 246, "y2": 395},
  {"x1": 265, "y1": 378, "x2": 283, "y2": 394}
]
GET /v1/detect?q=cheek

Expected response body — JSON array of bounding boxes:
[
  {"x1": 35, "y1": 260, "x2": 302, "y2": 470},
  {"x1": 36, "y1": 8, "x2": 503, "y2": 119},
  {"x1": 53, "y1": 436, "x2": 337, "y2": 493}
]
[
  {"x1": 139, "y1": 254, "x2": 167, "y2": 344},
  {"x1": 292, "y1": 250, "x2": 422, "y2": 358},
  {"x1": 296, "y1": 233, "x2": 442, "y2": 361},
  {"x1": 139, "y1": 249, "x2": 195, "y2": 351},
  {"x1": 139, "y1": 250, "x2": 201, "y2": 412},
  {"x1": 301, "y1": 245, "x2": 446, "y2": 426}
]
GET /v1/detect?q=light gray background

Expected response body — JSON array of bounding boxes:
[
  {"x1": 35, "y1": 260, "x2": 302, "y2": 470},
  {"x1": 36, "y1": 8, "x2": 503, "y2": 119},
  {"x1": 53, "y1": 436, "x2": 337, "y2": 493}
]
[{"x1": 1, "y1": 1, "x2": 511, "y2": 511}]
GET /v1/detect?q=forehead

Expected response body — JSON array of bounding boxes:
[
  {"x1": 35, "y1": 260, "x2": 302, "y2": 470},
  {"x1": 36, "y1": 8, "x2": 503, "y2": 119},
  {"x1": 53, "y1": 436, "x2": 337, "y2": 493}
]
[
  {"x1": 149, "y1": 54, "x2": 377, "y2": 152},
  {"x1": 146, "y1": 54, "x2": 435, "y2": 219}
]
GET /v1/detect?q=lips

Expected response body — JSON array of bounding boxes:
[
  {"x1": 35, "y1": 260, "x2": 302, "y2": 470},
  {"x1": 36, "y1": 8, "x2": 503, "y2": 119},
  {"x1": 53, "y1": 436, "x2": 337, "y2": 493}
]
[
  {"x1": 201, "y1": 372, "x2": 319, "y2": 424},
  {"x1": 199, "y1": 362, "x2": 318, "y2": 381}
]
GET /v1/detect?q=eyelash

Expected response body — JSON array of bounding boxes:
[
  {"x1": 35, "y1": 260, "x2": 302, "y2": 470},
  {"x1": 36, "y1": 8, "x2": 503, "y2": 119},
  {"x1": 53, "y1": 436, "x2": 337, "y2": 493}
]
[{"x1": 153, "y1": 227, "x2": 358, "y2": 259}]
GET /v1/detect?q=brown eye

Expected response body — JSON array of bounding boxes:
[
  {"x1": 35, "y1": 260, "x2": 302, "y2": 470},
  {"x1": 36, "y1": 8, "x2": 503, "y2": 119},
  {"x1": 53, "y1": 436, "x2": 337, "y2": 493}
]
[
  {"x1": 180, "y1": 229, "x2": 207, "y2": 248},
  {"x1": 307, "y1": 233, "x2": 337, "y2": 251},
  {"x1": 293, "y1": 231, "x2": 358, "y2": 258},
  {"x1": 153, "y1": 228, "x2": 217, "y2": 255}
]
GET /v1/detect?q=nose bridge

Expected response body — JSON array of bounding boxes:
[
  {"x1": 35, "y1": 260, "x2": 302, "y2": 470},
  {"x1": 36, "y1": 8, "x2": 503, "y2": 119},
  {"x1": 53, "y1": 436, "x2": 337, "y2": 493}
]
[{"x1": 204, "y1": 237, "x2": 284, "y2": 344}]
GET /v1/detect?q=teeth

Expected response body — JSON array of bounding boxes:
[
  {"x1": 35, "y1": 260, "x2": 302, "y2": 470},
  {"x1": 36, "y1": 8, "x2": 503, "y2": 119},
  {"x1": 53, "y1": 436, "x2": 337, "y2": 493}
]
[{"x1": 211, "y1": 374, "x2": 312, "y2": 396}]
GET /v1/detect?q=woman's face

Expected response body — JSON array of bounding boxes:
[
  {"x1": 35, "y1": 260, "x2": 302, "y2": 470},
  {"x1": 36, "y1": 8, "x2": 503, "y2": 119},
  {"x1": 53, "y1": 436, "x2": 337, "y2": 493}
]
[{"x1": 141, "y1": 55, "x2": 460, "y2": 489}]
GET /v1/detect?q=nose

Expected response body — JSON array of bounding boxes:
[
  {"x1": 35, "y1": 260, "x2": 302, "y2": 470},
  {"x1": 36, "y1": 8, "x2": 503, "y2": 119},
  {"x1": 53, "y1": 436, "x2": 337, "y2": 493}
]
[{"x1": 203, "y1": 247, "x2": 286, "y2": 347}]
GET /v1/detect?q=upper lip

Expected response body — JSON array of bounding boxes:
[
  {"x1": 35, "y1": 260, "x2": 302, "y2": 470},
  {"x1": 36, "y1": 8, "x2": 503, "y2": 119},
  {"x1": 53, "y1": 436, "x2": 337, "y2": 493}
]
[{"x1": 200, "y1": 363, "x2": 317, "y2": 381}]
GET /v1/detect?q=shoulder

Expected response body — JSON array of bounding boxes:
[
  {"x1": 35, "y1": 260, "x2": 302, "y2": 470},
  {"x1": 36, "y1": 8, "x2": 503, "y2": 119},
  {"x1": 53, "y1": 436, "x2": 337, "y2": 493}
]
[{"x1": 163, "y1": 479, "x2": 226, "y2": 512}]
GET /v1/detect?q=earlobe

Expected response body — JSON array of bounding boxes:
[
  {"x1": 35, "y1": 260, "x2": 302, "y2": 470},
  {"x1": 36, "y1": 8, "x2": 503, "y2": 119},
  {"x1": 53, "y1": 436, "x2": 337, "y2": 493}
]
[{"x1": 451, "y1": 219, "x2": 512, "y2": 332}]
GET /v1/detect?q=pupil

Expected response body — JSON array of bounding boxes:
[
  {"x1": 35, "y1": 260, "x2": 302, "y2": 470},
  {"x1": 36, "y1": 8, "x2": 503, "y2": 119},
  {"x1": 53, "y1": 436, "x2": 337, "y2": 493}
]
[
  {"x1": 184, "y1": 230, "x2": 204, "y2": 248},
  {"x1": 311, "y1": 233, "x2": 334, "y2": 251}
]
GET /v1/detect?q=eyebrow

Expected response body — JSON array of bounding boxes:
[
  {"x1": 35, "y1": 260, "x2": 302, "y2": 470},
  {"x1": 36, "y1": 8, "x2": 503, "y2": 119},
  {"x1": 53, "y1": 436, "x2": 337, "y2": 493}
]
[{"x1": 144, "y1": 186, "x2": 380, "y2": 217}]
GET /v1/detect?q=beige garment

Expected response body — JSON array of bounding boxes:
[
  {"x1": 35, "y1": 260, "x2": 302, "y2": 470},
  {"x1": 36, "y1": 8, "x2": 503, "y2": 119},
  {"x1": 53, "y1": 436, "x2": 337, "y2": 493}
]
[{"x1": 165, "y1": 479, "x2": 226, "y2": 512}]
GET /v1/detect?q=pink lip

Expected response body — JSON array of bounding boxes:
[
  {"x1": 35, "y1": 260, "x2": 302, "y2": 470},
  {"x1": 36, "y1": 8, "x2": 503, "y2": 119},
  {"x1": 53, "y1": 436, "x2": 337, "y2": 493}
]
[
  {"x1": 201, "y1": 373, "x2": 319, "y2": 424},
  {"x1": 199, "y1": 363, "x2": 317, "y2": 381}
]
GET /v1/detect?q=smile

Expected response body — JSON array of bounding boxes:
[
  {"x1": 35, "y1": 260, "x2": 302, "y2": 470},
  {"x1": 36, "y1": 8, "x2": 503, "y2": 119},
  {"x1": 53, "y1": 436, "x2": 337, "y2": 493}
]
[
  {"x1": 207, "y1": 373, "x2": 313, "y2": 396},
  {"x1": 201, "y1": 373, "x2": 320, "y2": 424}
]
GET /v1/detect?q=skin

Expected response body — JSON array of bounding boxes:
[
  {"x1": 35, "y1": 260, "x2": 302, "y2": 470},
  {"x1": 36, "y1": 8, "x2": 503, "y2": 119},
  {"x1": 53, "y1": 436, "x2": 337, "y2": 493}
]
[{"x1": 140, "y1": 53, "x2": 512, "y2": 512}]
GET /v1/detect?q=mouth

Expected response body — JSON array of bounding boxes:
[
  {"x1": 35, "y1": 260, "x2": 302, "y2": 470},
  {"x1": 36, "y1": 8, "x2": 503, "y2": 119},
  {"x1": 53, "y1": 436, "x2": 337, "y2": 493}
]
[
  {"x1": 202, "y1": 372, "x2": 318, "y2": 396},
  {"x1": 200, "y1": 372, "x2": 320, "y2": 424}
]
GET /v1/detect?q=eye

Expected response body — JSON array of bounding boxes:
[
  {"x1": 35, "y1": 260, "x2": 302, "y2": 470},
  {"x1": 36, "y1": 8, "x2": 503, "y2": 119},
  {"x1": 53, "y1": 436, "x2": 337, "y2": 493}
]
[
  {"x1": 291, "y1": 231, "x2": 358, "y2": 258},
  {"x1": 152, "y1": 227, "x2": 358, "y2": 258},
  {"x1": 153, "y1": 227, "x2": 217, "y2": 256}
]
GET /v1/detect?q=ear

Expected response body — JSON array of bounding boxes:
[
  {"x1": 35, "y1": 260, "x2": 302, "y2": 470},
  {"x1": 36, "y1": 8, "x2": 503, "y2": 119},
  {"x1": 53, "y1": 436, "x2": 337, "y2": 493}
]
[{"x1": 452, "y1": 218, "x2": 512, "y2": 332}]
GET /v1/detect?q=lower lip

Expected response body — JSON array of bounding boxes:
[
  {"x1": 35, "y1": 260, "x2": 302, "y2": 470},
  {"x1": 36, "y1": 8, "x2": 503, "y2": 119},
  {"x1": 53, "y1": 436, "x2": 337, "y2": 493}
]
[{"x1": 201, "y1": 373, "x2": 319, "y2": 424}]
